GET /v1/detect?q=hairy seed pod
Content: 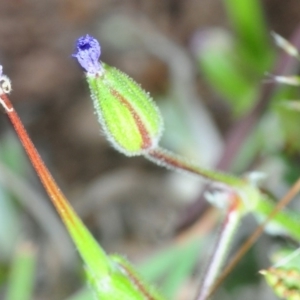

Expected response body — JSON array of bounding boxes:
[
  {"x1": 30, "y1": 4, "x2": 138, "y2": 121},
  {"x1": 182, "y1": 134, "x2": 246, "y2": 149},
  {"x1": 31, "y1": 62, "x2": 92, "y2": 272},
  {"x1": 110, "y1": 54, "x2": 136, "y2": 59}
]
[
  {"x1": 261, "y1": 267, "x2": 300, "y2": 300},
  {"x1": 73, "y1": 35, "x2": 163, "y2": 156}
]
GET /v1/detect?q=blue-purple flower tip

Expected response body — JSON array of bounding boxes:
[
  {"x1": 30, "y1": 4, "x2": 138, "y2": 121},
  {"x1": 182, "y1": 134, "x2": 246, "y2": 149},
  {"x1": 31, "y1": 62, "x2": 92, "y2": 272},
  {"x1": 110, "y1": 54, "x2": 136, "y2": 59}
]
[{"x1": 73, "y1": 35, "x2": 102, "y2": 75}]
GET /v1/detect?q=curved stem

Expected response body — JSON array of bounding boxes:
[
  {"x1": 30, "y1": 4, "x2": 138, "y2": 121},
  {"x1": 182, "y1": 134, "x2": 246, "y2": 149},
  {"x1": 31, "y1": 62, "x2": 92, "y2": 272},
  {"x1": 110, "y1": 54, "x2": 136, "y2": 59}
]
[
  {"x1": 195, "y1": 192, "x2": 243, "y2": 300},
  {"x1": 146, "y1": 147, "x2": 243, "y2": 187}
]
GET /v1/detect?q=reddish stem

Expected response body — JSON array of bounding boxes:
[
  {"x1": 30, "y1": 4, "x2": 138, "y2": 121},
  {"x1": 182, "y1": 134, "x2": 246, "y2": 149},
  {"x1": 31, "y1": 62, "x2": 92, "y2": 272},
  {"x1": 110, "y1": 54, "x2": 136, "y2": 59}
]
[{"x1": 0, "y1": 93, "x2": 76, "y2": 229}]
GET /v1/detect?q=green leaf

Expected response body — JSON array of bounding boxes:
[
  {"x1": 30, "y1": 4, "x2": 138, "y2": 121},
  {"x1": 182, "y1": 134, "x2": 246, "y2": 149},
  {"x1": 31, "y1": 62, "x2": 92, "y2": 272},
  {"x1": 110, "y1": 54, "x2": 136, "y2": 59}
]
[
  {"x1": 224, "y1": 0, "x2": 272, "y2": 70},
  {"x1": 196, "y1": 31, "x2": 257, "y2": 115}
]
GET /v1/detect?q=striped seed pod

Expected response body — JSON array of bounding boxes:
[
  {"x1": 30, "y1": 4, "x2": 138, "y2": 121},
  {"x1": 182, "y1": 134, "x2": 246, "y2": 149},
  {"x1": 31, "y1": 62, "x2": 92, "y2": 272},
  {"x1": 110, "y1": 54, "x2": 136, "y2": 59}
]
[
  {"x1": 261, "y1": 267, "x2": 300, "y2": 300},
  {"x1": 73, "y1": 35, "x2": 163, "y2": 156}
]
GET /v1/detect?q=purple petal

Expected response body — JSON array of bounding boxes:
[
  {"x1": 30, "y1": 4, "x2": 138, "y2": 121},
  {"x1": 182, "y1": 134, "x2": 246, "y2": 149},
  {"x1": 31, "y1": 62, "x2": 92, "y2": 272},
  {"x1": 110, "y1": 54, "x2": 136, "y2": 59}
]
[{"x1": 73, "y1": 35, "x2": 102, "y2": 74}]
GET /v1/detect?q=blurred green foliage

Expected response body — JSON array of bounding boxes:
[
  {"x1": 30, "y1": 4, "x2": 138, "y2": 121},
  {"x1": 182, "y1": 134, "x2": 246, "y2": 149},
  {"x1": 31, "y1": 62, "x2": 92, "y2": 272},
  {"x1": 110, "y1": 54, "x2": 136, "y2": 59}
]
[
  {"x1": 197, "y1": 0, "x2": 274, "y2": 115},
  {"x1": 4, "y1": 243, "x2": 36, "y2": 300}
]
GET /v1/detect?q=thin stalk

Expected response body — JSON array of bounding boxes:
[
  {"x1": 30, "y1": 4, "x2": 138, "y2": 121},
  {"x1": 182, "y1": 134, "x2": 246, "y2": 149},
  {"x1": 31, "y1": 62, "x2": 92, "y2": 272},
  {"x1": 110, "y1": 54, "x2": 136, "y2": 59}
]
[
  {"x1": 0, "y1": 92, "x2": 110, "y2": 274},
  {"x1": 195, "y1": 192, "x2": 243, "y2": 300},
  {"x1": 0, "y1": 94, "x2": 76, "y2": 222},
  {"x1": 146, "y1": 147, "x2": 243, "y2": 187},
  {"x1": 256, "y1": 194, "x2": 300, "y2": 241},
  {"x1": 208, "y1": 176, "x2": 300, "y2": 298},
  {"x1": 147, "y1": 146, "x2": 246, "y2": 300}
]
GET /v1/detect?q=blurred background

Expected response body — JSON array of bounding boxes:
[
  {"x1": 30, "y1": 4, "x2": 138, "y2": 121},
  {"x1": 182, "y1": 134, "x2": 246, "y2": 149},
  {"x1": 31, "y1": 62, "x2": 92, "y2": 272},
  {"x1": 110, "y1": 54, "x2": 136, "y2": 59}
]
[{"x1": 1, "y1": 0, "x2": 300, "y2": 299}]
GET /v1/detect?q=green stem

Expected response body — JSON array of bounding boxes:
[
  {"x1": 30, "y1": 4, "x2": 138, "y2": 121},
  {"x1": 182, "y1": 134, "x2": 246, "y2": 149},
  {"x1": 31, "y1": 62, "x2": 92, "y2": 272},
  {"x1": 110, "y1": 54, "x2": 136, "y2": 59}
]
[
  {"x1": 146, "y1": 147, "x2": 243, "y2": 187},
  {"x1": 148, "y1": 147, "x2": 300, "y2": 241}
]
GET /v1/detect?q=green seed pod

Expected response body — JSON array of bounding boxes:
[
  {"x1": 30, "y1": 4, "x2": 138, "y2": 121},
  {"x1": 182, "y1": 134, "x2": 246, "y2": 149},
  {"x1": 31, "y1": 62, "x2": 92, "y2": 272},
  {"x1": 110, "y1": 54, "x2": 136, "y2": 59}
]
[
  {"x1": 74, "y1": 35, "x2": 163, "y2": 156},
  {"x1": 261, "y1": 267, "x2": 300, "y2": 300},
  {"x1": 87, "y1": 64, "x2": 163, "y2": 156}
]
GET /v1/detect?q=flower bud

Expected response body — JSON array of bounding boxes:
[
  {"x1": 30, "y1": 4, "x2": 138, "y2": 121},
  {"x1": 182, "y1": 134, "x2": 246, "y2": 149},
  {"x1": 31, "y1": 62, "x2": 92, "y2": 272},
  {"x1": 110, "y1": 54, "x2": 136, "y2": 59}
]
[
  {"x1": 74, "y1": 35, "x2": 163, "y2": 156},
  {"x1": 73, "y1": 35, "x2": 102, "y2": 75}
]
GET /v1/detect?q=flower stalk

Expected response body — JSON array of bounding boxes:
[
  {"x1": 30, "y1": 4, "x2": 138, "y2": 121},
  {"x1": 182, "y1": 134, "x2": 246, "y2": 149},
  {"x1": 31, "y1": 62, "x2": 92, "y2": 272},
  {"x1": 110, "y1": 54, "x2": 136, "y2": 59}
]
[{"x1": 195, "y1": 191, "x2": 243, "y2": 300}]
